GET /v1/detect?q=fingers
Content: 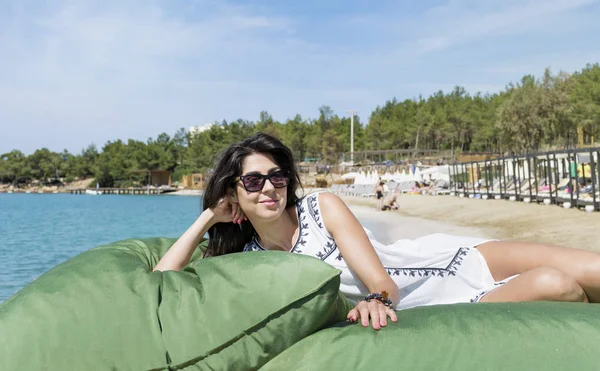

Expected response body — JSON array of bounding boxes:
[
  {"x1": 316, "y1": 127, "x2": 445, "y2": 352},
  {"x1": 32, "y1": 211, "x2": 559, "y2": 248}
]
[
  {"x1": 235, "y1": 207, "x2": 245, "y2": 224},
  {"x1": 346, "y1": 308, "x2": 358, "y2": 322},
  {"x1": 231, "y1": 202, "x2": 241, "y2": 224},
  {"x1": 358, "y1": 304, "x2": 370, "y2": 328},
  {"x1": 377, "y1": 304, "x2": 387, "y2": 328},
  {"x1": 369, "y1": 303, "x2": 381, "y2": 330},
  {"x1": 229, "y1": 200, "x2": 237, "y2": 222},
  {"x1": 230, "y1": 200, "x2": 246, "y2": 224},
  {"x1": 387, "y1": 307, "x2": 398, "y2": 323},
  {"x1": 232, "y1": 202, "x2": 240, "y2": 223},
  {"x1": 348, "y1": 301, "x2": 398, "y2": 330}
]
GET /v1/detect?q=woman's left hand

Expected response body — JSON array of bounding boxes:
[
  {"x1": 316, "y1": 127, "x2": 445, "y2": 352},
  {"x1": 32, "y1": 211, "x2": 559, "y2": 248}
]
[{"x1": 347, "y1": 300, "x2": 398, "y2": 330}]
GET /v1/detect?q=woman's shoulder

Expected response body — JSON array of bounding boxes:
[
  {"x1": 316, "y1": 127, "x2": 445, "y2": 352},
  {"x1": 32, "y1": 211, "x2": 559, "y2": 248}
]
[
  {"x1": 305, "y1": 191, "x2": 346, "y2": 219},
  {"x1": 293, "y1": 190, "x2": 335, "y2": 204},
  {"x1": 291, "y1": 191, "x2": 343, "y2": 226},
  {"x1": 298, "y1": 191, "x2": 339, "y2": 206}
]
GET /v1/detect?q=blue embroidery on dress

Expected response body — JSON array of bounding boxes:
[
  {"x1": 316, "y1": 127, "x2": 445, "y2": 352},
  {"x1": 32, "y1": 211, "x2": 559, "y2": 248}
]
[
  {"x1": 470, "y1": 277, "x2": 510, "y2": 302},
  {"x1": 385, "y1": 247, "x2": 469, "y2": 278},
  {"x1": 293, "y1": 198, "x2": 309, "y2": 254},
  {"x1": 316, "y1": 236, "x2": 337, "y2": 260},
  {"x1": 304, "y1": 193, "x2": 338, "y2": 261},
  {"x1": 470, "y1": 290, "x2": 488, "y2": 303},
  {"x1": 307, "y1": 193, "x2": 324, "y2": 229}
]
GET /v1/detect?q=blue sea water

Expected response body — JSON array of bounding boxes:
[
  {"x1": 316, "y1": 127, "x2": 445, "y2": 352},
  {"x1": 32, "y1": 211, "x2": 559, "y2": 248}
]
[{"x1": 0, "y1": 193, "x2": 203, "y2": 303}]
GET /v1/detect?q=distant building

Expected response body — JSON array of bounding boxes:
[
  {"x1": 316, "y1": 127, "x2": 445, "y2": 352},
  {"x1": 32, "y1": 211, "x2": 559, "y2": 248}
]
[
  {"x1": 131, "y1": 170, "x2": 172, "y2": 187},
  {"x1": 189, "y1": 124, "x2": 214, "y2": 137}
]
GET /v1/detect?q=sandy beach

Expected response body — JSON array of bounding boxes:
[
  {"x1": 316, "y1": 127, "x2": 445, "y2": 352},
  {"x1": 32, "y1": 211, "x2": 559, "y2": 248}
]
[
  {"x1": 346, "y1": 203, "x2": 490, "y2": 245},
  {"x1": 342, "y1": 194, "x2": 600, "y2": 252}
]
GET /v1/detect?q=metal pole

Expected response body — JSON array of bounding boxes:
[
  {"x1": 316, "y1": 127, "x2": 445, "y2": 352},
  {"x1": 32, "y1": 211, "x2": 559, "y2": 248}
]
[
  {"x1": 347, "y1": 110, "x2": 357, "y2": 164},
  {"x1": 594, "y1": 150, "x2": 599, "y2": 210},
  {"x1": 351, "y1": 114, "x2": 354, "y2": 163}
]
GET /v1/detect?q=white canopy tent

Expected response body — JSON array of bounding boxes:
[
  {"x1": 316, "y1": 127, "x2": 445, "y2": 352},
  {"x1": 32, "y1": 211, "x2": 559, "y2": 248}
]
[{"x1": 419, "y1": 165, "x2": 450, "y2": 182}]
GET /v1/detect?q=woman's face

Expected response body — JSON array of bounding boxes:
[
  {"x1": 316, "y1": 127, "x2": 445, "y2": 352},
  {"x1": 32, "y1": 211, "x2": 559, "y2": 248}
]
[{"x1": 234, "y1": 153, "x2": 289, "y2": 222}]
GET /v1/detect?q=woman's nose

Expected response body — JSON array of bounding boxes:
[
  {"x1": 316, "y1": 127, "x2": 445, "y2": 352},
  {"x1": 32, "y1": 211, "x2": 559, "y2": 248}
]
[{"x1": 262, "y1": 178, "x2": 276, "y2": 192}]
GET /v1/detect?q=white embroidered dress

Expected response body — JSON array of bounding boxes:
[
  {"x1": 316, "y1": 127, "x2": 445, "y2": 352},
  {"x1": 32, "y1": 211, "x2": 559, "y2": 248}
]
[{"x1": 243, "y1": 192, "x2": 511, "y2": 310}]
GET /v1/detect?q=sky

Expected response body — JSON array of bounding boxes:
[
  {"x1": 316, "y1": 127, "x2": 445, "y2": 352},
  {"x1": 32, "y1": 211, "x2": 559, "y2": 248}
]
[{"x1": 1, "y1": 0, "x2": 600, "y2": 155}]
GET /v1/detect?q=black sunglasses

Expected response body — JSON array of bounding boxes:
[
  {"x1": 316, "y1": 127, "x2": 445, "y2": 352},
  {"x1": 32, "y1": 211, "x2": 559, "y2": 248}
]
[{"x1": 235, "y1": 170, "x2": 291, "y2": 192}]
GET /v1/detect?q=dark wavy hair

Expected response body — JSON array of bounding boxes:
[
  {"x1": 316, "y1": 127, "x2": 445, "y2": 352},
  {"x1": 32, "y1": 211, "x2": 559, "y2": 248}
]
[{"x1": 202, "y1": 133, "x2": 302, "y2": 257}]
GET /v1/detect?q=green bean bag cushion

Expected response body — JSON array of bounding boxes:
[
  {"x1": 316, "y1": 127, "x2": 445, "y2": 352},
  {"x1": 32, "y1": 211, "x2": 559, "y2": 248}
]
[
  {"x1": 261, "y1": 301, "x2": 600, "y2": 371},
  {"x1": 0, "y1": 238, "x2": 351, "y2": 371},
  {"x1": 158, "y1": 253, "x2": 350, "y2": 370}
]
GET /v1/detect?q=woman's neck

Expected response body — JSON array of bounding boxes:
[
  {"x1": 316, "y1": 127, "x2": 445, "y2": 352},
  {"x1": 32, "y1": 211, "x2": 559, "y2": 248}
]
[{"x1": 251, "y1": 205, "x2": 298, "y2": 252}]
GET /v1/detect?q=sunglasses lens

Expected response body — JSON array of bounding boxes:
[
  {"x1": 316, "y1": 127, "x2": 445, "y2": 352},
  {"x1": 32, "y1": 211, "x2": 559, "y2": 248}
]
[
  {"x1": 240, "y1": 171, "x2": 290, "y2": 192},
  {"x1": 270, "y1": 171, "x2": 289, "y2": 188},
  {"x1": 242, "y1": 175, "x2": 265, "y2": 192}
]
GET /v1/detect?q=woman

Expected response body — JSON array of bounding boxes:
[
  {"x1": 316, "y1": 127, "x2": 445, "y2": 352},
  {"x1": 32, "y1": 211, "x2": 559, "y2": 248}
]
[
  {"x1": 155, "y1": 133, "x2": 600, "y2": 331},
  {"x1": 374, "y1": 181, "x2": 384, "y2": 211}
]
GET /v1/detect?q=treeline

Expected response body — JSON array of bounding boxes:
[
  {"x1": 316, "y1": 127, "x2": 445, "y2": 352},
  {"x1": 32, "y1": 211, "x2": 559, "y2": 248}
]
[
  {"x1": 369, "y1": 64, "x2": 600, "y2": 153},
  {"x1": 0, "y1": 131, "x2": 189, "y2": 187},
  {"x1": 1, "y1": 64, "x2": 598, "y2": 187}
]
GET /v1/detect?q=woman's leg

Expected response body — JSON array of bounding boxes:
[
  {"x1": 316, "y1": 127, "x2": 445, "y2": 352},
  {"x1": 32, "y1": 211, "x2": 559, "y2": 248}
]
[
  {"x1": 480, "y1": 266, "x2": 588, "y2": 303},
  {"x1": 477, "y1": 241, "x2": 600, "y2": 302}
]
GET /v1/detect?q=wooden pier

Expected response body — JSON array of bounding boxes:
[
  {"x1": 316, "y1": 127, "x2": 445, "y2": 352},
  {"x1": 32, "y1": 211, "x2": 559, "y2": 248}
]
[{"x1": 69, "y1": 187, "x2": 175, "y2": 195}]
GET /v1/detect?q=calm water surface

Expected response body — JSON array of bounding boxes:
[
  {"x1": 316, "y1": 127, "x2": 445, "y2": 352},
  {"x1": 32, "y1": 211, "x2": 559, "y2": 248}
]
[{"x1": 0, "y1": 194, "x2": 202, "y2": 302}]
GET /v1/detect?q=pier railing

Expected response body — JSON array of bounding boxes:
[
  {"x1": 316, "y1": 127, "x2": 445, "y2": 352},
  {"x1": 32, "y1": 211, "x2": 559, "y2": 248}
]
[{"x1": 449, "y1": 147, "x2": 600, "y2": 212}]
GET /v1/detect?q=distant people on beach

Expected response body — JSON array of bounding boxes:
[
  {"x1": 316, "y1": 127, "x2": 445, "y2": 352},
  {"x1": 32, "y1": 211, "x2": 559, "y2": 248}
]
[
  {"x1": 374, "y1": 180, "x2": 385, "y2": 211},
  {"x1": 381, "y1": 194, "x2": 398, "y2": 211}
]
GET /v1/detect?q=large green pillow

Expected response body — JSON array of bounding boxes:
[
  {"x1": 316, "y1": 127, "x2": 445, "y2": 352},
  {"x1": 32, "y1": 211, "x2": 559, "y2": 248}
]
[
  {"x1": 0, "y1": 237, "x2": 182, "y2": 371},
  {"x1": 0, "y1": 238, "x2": 350, "y2": 371},
  {"x1": 261, "y1": 302, "x2": 600, "y2": 371},
  {"x1": 159, "y1": 252, "x2": 351, "y2": 370}
]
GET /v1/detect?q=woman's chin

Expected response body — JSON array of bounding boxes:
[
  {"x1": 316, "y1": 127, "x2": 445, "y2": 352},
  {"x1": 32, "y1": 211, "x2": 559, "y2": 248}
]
[{"x1": 253, "y1": 207, "x2": 284, "y2": 221}]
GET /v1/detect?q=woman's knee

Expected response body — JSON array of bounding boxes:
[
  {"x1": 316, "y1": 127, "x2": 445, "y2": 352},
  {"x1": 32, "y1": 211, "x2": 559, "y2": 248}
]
[
  {"x1": 530, "y1": 266, "x2": 587, "y2": 302},
  {"x1": 579, "y1": 257, "x2": 600, "y2": 285}
]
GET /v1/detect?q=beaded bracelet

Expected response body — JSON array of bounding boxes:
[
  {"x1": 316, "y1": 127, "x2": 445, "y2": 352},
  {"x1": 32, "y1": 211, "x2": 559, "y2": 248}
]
[{"x1": 364, "y1": 291, "x2": 393, "y2": 308}]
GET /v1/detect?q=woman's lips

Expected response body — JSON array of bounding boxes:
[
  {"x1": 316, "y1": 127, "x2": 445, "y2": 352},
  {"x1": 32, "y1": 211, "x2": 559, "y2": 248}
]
[{"x1": 260, "y1": 199, "x2": 277, "y2": 206}]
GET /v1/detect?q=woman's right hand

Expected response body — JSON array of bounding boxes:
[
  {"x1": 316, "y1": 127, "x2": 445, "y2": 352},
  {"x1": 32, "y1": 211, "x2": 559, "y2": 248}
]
[{"x1": 208, "y1": 197, "x2": 247, "y2": 225}]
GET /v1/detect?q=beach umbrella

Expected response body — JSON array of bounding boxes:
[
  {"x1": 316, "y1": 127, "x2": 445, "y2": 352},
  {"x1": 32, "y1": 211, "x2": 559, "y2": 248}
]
[
  {"x1": 370, "y1": 171, "x2": 378, "y2": 184},
  {"x1": 359, "y1": 170, "x2": 367, "y2": 184},
  {"x1": 414, "y1": 167, "x2": 422, "y2": 181}
]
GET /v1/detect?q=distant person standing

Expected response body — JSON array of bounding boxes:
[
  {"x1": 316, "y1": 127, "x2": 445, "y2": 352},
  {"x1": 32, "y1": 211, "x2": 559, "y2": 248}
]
[{"x1": 375, "y1": 180, "x2": 385, "y2": 211}]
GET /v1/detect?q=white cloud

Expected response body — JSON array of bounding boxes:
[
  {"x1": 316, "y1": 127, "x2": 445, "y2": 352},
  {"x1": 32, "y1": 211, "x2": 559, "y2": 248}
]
[{"x1": 412, "y1": 0, "x2": 600, "y2": 52}]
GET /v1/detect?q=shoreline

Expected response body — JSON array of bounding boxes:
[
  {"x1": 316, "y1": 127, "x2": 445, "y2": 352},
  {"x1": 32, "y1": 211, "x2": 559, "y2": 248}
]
[{"x1": 4, "y1": 186, "x2": 599, "y2": 252}]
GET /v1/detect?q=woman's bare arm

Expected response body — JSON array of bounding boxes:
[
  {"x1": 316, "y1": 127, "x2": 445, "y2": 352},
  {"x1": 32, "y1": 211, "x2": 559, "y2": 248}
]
[
  {"x1": 319, "y1": 192, "x2": 399, "y2": 306},
  {"x1": 153, "y1": 197, "x2": 245, "y2": 272},
  {"x1": 153, "y1": 210, "x2": 216, "y2": 272}
]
